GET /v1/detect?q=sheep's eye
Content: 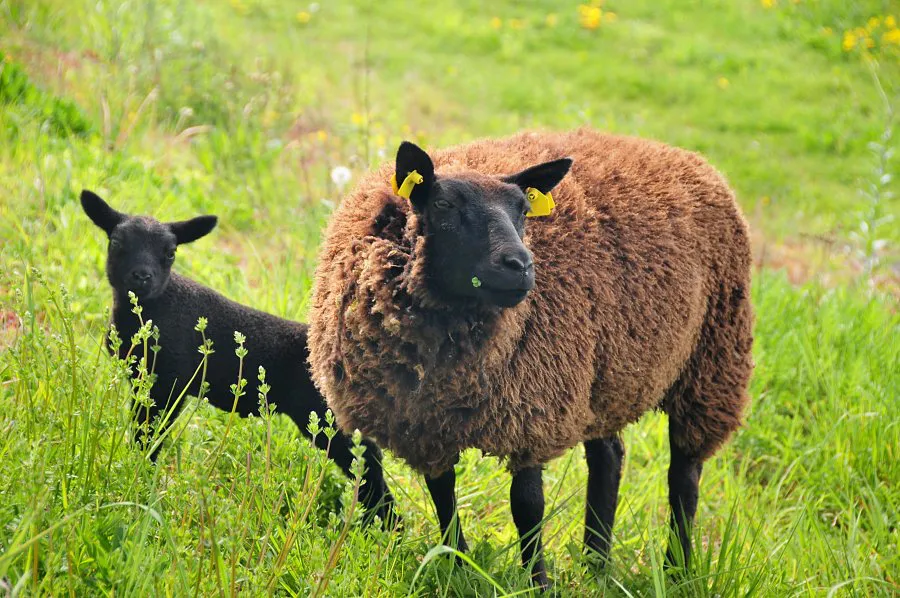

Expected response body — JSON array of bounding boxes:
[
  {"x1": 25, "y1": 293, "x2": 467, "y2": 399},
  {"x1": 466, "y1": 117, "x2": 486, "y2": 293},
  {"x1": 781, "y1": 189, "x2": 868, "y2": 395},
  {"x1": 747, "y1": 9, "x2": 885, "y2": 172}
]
[
  {"x1": 433, "y1": 198, "x2": 452, "y2": 210},
  {"x1": 109, "y1": 239, "x2": 121, "y2": 250},
  {"x1": 165, "y1": 249, "x2": 176, "y2": 261}
]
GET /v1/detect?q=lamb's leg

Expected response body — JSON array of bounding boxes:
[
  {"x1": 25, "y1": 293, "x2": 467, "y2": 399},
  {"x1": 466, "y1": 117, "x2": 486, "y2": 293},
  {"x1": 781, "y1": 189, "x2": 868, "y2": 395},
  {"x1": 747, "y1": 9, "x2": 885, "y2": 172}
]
[
  {"x1": 132, "y1": 387, "x2": 182, "y2": 462},
  {"x1": 510, "y1": 466, "x2": 550, "y2": 590},
  {"x1": 665, "y1": 433, "x2": 703, "y2": 570},
  {"x1": 308, "y1": 428, "x2": 399, "y2": 529},
  {"x1": 425, "y1": 464, "x2": 469, "y2": 554},
  {"x1": 583, "y1": 436, "x2": 624, "y2": 564},
  {"x1": 131, "y1": 399, "x2": 164, "y2": 461}
]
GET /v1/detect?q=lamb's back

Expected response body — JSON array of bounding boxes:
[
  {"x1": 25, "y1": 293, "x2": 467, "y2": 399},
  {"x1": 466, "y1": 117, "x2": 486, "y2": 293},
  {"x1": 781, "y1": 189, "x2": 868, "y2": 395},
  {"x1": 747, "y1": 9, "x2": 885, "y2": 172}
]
[{"x1": 119, "y1": 274, "x2": 310, "y2": 414}]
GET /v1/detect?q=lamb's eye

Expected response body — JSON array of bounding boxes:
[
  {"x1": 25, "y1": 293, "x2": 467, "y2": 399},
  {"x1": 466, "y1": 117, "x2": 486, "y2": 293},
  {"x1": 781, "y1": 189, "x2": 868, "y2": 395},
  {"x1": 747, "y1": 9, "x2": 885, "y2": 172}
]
[
  {"x1": 165, "y1": 249, "x2": 176, "y2": 261},
  {"x1": 109, "y1": 239, "x2": 121, "y2": 250},
  {"x1": 433, "y1": 198, "x2": 452, "y2": 210}
]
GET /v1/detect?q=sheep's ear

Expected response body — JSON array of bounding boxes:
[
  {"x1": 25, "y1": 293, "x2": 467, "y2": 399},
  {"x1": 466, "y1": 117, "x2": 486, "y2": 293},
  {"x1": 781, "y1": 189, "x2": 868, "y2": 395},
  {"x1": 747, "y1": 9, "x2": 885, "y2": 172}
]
[
  {"x1": 81, "y1": 190, "x2": 126, "y2": 236},
  {"x1": 502, "y1": 157, "x2": 573, "y2": 194},
  {"x1": 169, "y1": 215, "x2": 218, "y2": 245},
  {"x1": 395, "y1": 141, "x2": 435, "y2": 208}
]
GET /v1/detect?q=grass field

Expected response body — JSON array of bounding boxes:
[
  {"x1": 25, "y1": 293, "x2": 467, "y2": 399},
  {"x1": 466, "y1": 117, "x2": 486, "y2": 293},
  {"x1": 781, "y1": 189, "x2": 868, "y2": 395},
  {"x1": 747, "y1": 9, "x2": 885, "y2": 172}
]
[{"x1": 1, "y1": 0, "x2": 899, "y2": 595}]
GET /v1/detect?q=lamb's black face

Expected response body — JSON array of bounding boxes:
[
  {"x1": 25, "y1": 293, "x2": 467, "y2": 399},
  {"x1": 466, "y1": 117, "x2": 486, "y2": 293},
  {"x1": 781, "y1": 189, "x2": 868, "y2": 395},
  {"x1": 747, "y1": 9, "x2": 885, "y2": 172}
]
[
  {"x1": 106, "y1": 217, "x2": 179, "y2": 300},
  {"x1": 80, "y1": 190, "x2": 217, "y2": 301},
  {"x1": 394, "y1": 141, "x2": 572, "y2": 308}
]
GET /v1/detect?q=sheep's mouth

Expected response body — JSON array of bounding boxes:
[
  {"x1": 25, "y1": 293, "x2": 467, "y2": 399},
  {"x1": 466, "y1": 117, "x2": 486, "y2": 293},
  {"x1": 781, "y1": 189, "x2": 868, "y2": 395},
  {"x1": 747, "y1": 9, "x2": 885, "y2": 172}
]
[
  {"x1": 125, "y1": 279, "x2": 157, "y2": 298},
  {"x1": 479, "y1": 284, "x2": 532, "y2": 308}
]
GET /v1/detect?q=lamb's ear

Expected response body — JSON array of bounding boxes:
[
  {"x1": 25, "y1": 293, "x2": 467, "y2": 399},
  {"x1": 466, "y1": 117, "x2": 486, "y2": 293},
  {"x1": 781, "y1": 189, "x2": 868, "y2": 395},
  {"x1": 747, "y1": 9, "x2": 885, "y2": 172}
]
[
  {"x1": 502, "y1": 157, "x2": 573, "y2": 194},
  {"x1": 395, "y1": 141, "x2": 435, "y2": 208},
  {"x1": 81, "y1": 190, "x2": 125, "y2": 236},
  {"x1": 169, "y1": 215, "x2": 218, "y2": 245}
]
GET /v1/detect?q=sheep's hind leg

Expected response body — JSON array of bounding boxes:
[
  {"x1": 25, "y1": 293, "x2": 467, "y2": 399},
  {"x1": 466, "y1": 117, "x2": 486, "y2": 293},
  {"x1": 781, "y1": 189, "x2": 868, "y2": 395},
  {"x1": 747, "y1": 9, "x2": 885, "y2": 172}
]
[
  {"x1": 665, "y1": 428, "x2": 703, "y2": 571},
  {"x1": 510, "y1": 466, "x2": 550, "y2": 590},
  {"x1": 583, "y1": 436, "x2": 624, "y2": 565},
  {"x1": 309, "y1": 429, "x2": 400, "y2": 529},
  {"x1": 425, "y1": 463, "x2": 469, "y2": 556}
]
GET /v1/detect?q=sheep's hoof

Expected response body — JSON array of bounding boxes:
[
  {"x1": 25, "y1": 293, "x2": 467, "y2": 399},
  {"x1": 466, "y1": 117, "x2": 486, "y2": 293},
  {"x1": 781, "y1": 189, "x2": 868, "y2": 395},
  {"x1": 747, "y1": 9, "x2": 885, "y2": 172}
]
[
  {"x1": 360, "y1": 502, "x2": 403, "y2": 532},
  {"x1": 378, "y1": 508, "x2": 404, "y2": 533},
  {"x1": 582, "y1": 544, "x2": 613, "y2": 571},
  {"x1": 533, "y1": 574, "x2": 553, "y2": 594},
  {"x1": 663, "y1": 550, "x2": 691, "y2": 579}
]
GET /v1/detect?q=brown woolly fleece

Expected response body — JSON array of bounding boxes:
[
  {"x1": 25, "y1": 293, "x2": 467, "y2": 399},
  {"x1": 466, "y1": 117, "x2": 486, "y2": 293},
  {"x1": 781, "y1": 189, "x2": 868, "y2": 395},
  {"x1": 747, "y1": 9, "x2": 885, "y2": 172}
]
[{"x1": 308, "y1": 129, "x2": 753, "y2": 477}]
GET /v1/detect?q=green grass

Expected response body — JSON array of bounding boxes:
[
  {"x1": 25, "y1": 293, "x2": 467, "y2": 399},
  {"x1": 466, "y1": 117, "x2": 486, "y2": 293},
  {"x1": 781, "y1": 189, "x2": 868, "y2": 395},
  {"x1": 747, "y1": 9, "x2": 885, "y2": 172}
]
[{"x1": 1, "y1": 0, "x2": 898, "y2": 595}]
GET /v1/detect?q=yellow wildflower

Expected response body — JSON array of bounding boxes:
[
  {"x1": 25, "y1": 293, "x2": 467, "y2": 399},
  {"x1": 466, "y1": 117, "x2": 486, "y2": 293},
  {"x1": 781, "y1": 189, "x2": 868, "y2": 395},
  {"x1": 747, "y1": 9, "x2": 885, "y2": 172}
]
[
  {"x1": 865, "y1": 36, "x2": 875, "y2": 48},
  {"x1": 867, "y1": 17, "x2": 881, "y2": 31},
  {"x1": 842, "y1": 31, "x2": 857, "y2": 51},
  {"x1": 717, "y1": 77, "x2": 729, "y2": 89},
  {"x1": 761, "y1": 0, "x2": 775, "y2": 8},
  {"x1": 296, "y1": 11, "x2": 311, "y2": 24},
  {"x1": 545, "y1": 13, "x2": 558, "y2": 28},
  {"x1": 883, "y1": 29, "x2": 900, "y2": 44},
  {"x1": 230, "y1": 0, "x2": 249, "y2": 15},
  {"x1": 885, "y1": 15, "x2": 896, "y2": 29},
  {"x1": 351, "y1": 112, "x2": 365, "y2": 126},
  {"x1": 490, "y1": 16, "x2": 502, "y2": 29},
  {"x1": 316, "y1": 130, "x2": 328, "y2": 141},
  {"x1": 578, "y1": 5, "x2": 602, "y2": 30}
]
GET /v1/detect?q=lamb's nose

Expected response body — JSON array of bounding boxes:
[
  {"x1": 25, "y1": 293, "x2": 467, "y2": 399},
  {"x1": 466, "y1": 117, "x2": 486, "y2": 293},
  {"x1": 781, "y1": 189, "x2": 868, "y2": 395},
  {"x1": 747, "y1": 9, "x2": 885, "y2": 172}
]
[{"x1": 131, "y1": 269, "x2": 152, "y2": 282}]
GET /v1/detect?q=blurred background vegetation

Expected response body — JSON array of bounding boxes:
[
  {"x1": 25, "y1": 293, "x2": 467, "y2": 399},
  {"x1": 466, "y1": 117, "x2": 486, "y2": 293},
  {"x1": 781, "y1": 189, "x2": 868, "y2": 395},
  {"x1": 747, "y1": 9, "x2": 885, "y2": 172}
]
[{"x1": 0, "y1": 1, "x2": 898, "y2": 596}]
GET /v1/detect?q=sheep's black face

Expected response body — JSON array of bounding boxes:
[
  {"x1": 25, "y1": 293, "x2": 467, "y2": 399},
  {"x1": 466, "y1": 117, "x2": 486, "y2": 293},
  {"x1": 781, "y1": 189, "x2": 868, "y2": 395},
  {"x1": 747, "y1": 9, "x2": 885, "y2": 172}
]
[
  {"x1": 394, "y1": 142, "x2": 572, "y2": 308},
  {"x1": 421, "y1": 177, "x2": 535, "y2": 307},
  {"x1": 80, "y1": 190, "x2": 217, "y2": 302},
  {"x1": 105, "y1": 217, "x2": 179, "y2": 300}
]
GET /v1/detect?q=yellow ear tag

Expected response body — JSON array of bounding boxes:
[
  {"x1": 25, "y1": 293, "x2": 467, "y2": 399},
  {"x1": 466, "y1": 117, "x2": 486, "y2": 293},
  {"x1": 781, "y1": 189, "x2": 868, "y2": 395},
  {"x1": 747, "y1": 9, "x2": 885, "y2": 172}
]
[
  {"x1": 525, "y1": 187, "x2": 555, "y2": 217},
  {"x1": 390, "y1": 170, "x2": 424, "y2": 200}
]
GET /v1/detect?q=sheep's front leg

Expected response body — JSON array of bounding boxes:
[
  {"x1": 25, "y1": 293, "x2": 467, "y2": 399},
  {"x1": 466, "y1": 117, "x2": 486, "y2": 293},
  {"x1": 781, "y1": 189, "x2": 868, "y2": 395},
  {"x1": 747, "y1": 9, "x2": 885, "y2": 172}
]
[
  {"x1": 425, "y1": 463, "x2": 469, "y2": 555},
  {"x1": 583, "y1": 436, "x2": 624, "y2": 564},
  {"x1": 510, "y1": 466, "x2": 550, "y2": 590}
]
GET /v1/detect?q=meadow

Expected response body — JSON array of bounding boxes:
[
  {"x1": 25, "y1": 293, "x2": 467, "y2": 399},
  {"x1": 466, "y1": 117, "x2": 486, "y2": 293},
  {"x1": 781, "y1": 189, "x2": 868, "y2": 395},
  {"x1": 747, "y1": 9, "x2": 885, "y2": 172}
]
[{"x1": 1, "y1": 0, "x2": 898, "y2": 595}]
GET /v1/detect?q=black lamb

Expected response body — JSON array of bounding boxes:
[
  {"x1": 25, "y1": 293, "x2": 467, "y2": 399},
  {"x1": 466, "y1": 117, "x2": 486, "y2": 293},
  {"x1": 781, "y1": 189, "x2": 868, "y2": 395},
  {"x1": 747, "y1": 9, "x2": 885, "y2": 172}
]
[{"x1": 81, "y1": 189, "x2": 397, "y2": 525}]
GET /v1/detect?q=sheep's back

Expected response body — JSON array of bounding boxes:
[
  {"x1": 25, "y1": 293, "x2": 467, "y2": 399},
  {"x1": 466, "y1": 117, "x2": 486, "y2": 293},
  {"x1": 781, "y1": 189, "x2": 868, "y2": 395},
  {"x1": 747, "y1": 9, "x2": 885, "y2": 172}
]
[
  {"x1": 118, "y1": 275, "x2": 311, "y2": 416},
  {"x1": 434, "y1": 130, "x2": 749, "y2": 441}
]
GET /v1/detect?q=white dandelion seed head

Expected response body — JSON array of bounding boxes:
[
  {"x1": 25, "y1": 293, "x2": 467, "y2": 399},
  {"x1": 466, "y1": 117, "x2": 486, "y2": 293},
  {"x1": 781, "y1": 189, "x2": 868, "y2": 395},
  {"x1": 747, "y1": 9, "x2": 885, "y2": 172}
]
[{"x1": 331, "y1": 165, "x2": 352, "y2": 189}]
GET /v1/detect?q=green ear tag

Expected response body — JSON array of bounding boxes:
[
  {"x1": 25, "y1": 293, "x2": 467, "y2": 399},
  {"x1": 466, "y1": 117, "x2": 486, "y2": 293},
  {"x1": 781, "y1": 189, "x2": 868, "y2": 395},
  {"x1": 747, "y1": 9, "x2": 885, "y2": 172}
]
[{"x1": 471, "y1": 276, "x2": 482, "y2": 288}]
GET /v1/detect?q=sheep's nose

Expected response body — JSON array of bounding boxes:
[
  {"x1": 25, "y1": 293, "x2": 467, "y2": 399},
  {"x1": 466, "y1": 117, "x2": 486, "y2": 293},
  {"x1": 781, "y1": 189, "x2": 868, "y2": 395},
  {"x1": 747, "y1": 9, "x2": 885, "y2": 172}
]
[
  {"x1": 501, "y1": 253, "x2": 533, "y2": 273},
  {"x1": 131, "y1": 269, "x2": 152, "y2": 282}
]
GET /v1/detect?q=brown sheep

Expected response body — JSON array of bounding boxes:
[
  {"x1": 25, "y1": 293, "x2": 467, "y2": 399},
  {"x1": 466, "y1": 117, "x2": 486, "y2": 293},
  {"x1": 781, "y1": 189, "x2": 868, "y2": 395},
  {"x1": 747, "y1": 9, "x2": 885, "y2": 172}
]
[{"x1": 307, "y1": 128, "x2": 754, "y2": 588}]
